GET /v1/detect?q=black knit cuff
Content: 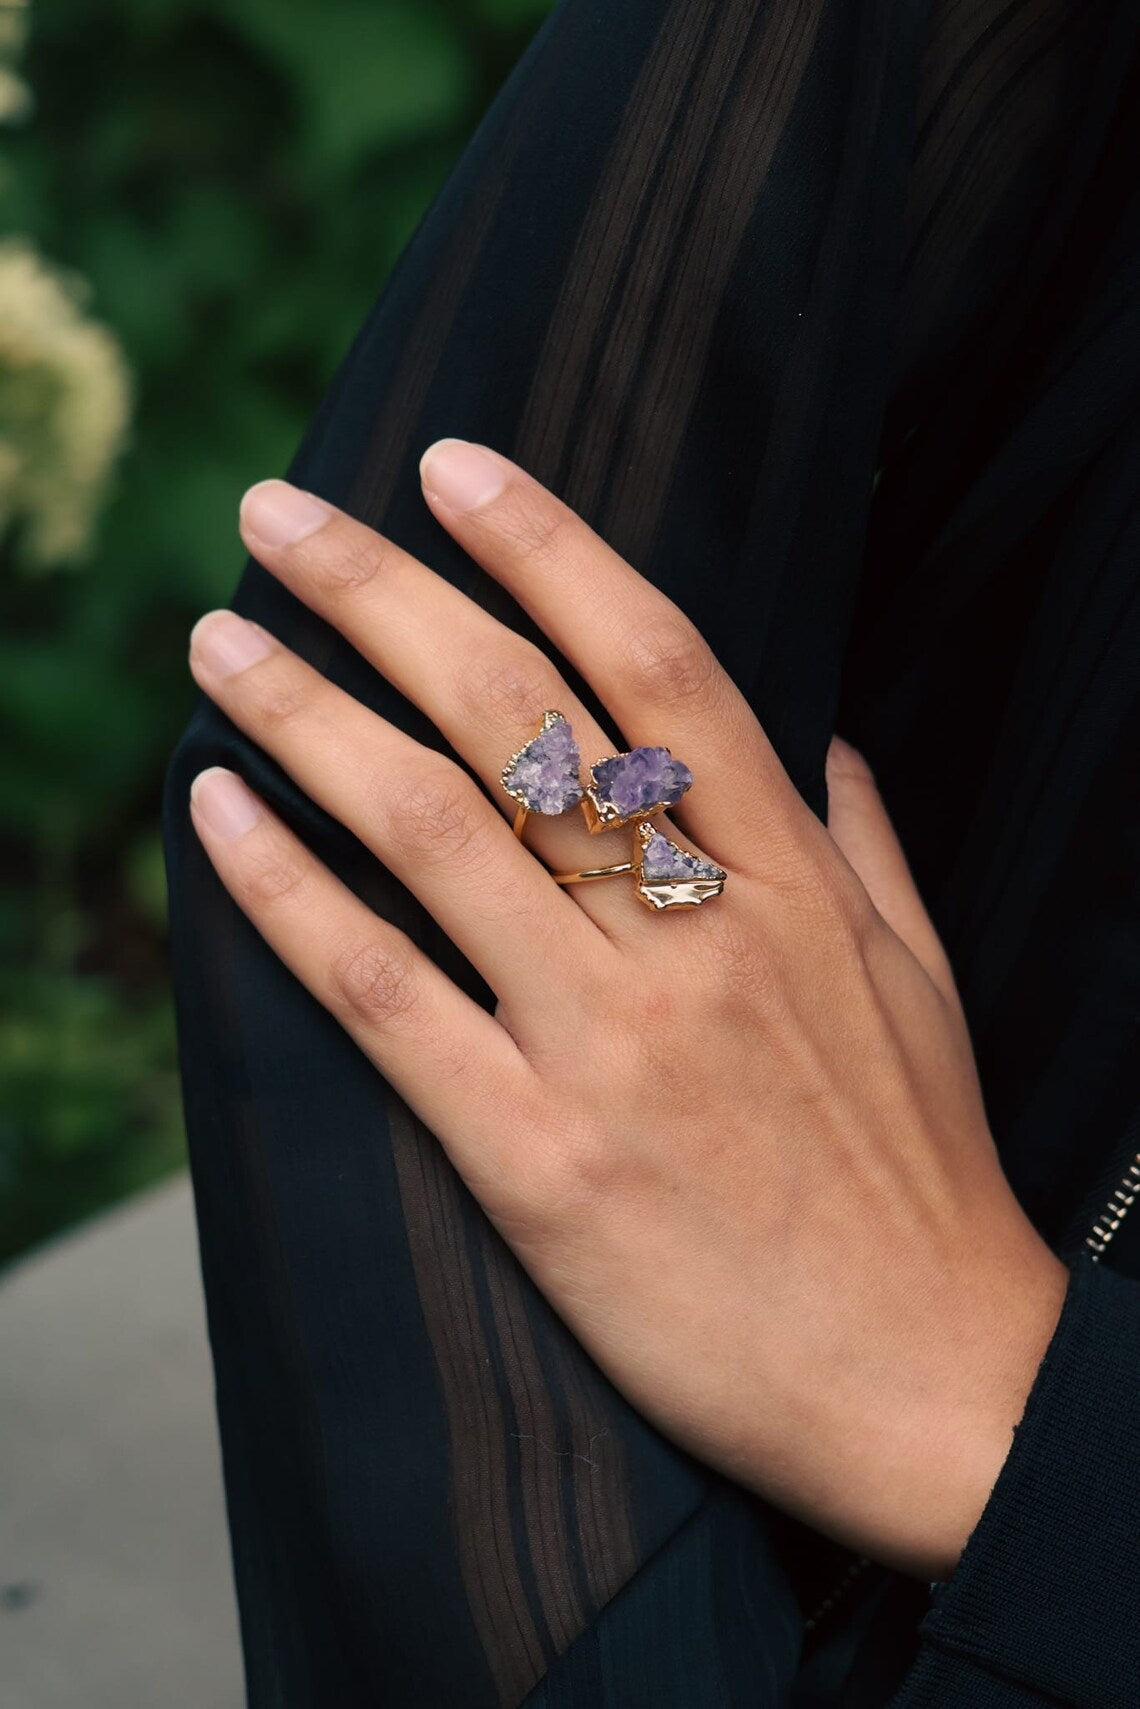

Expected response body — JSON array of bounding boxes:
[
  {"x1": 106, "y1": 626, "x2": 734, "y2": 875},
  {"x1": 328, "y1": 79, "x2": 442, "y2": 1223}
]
[{"x1": 908, "y1": 1250, "x2": 1140, "y2": 1707}]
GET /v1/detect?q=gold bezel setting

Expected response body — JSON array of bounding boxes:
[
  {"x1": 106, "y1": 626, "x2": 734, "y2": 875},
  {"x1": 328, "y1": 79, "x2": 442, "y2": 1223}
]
[
  {"x1": 501, "y1": 710, "x2": 584, "y2": 837},
  {"x1": 632, "y1": 820, "x2": 726, "y2": 910},
  {"x1": 580, "y1": 745, "x2": 693, "y2": 833}
]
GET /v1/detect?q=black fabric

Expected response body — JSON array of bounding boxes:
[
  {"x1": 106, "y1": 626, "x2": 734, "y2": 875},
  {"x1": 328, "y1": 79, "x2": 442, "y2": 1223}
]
[{"x1": 161, "y1": 0, "x2": 1140, "y2": 1702}]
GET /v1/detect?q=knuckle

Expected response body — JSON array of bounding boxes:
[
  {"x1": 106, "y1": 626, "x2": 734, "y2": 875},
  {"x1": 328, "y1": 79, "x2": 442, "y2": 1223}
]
[
  {"x1": 388, "y1": 768, "x2": 488, "y2": 866},
  {"x1": 783, "y1": 851, "x2": 875, "y2": 946},
  {"x1": 493, "y1": 490, "x2": 572, "y2": 564},
  {"x1": 247, "y1": 666, "x2": 309, "y2": 730},
  {"x1": 306, "y1": 523, "x2": 390, "y2": 596},
  {"x1": 619, "y1": 614, "x2": 718, "y2": 706},
  {"x1": 457, "y1": 646, "x2": 561, "y2": 732},
  {"x1": 769, "y1": 852, "x2": 836, "y2": 922},
  {"x1": 839, "y1": 880, "x2": 880, "y2": 957},
  {"x1": 239, "y1": 847, "x2": 307, "y2": 909},
  {"x1": 330, "y1": 937, "x2": 419, "y2": 1029},
  {"x1": 754, "y1": 812, "x2": 854, "y2": 912}
]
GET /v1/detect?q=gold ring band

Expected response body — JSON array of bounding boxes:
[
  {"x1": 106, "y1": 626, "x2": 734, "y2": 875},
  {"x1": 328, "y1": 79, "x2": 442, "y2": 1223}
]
[{"x1": 550, "y1": 861, "x2": 635, "y2": 884}]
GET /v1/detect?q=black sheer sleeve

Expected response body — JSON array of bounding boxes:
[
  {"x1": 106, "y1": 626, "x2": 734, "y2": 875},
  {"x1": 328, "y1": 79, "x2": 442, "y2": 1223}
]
[{"x1": 161, "y1": 0, "x2": 1140, "y2": 1702}]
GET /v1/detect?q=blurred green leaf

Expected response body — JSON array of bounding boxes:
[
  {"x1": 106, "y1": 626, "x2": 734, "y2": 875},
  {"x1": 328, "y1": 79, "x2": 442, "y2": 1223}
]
[
  {"x1": 0, "y1": 971, "x2": 184, "y2": 1261},
  {"x1": 217, "y1": 0, "x2": 475, "y2": 169},
  {"x1": 124, "y1": 829, "x2": 169, "y2": 930}
]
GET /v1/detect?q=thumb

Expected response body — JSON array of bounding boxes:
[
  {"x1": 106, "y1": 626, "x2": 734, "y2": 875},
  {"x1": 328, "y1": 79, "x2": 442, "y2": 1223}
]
[{"x1": 825, "y1": 736, "x2": 960, "y2": 1009}]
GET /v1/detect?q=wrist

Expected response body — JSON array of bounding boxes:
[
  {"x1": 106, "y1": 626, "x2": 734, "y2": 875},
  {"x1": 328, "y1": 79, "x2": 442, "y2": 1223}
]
[
  {"x1": 883, "y1": 1241, "x2": 1071, "y2": 1581},
  {"x1": 777, "y1": 1230, "x2": 1071, "y2": 1581}
]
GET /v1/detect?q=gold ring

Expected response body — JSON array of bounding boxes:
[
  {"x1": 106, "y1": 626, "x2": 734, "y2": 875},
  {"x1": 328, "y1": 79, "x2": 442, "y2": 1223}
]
[{"x1": 501, "y1": 711, "x2": 726, "y2": 910}]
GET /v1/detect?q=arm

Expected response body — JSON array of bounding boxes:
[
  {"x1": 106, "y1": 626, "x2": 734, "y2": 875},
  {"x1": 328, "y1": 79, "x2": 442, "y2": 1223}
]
[{"x1": 180, "y1": 438, "x2": 1068, "y2": 1627}]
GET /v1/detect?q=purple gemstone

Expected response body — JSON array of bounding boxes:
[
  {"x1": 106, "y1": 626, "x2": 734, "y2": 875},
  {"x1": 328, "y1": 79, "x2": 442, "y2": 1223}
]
[
  {"x1": 502, "y1": 715, "x2": 583, "y2": 814},
  {"x1": 590, "y1": 747, "x2": 692, "y2": 818},
  {"x1": 640, "y1": 832, "x2": 724, "y2": 884}
]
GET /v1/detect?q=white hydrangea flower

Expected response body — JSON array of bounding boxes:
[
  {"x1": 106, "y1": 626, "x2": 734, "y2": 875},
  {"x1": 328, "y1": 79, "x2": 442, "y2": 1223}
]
[
  {"x1": 0, "y1": 238, "x2": 133, "y2": 569},
  {"x1": 0, "y1": 63, "x2": 32, "y2": 124}
]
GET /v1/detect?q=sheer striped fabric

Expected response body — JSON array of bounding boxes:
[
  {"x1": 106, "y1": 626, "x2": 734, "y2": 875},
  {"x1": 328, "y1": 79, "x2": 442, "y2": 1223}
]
[{"x1": 162, "y1": 0, "x2": 1140, "y2": 1702}]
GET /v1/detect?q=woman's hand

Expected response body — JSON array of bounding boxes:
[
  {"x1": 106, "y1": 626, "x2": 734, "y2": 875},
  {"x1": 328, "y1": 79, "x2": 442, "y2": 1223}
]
[{"x1": 186, "y1": 440, "x2": 1069, "y2": 1582}]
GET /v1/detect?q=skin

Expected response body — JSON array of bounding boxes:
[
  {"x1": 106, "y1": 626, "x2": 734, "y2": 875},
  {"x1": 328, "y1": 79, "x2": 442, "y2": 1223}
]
[{"x1": 186, "y1": 437, "x2": 1070, "y2": 1584}]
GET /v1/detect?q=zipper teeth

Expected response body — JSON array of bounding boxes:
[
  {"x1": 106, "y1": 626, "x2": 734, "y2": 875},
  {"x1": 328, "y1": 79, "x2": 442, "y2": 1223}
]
[
  {"x1": 1084, "y1": 1154, "x2": 1140, "y2": 1261},
  {"x1": 803, "y1": 1553, "x2": 873, "y2": 1633}
]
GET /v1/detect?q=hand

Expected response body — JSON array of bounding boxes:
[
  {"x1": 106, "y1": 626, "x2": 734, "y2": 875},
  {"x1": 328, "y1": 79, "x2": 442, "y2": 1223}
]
[{"x1": 186, "y1": 439, "x2": 1070, "y2": 1582}]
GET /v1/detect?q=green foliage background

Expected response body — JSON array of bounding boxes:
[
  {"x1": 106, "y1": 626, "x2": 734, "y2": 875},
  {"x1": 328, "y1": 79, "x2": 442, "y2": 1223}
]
[{"x1": 0, "y1": 0, "x2": 552, "y2": 1265}]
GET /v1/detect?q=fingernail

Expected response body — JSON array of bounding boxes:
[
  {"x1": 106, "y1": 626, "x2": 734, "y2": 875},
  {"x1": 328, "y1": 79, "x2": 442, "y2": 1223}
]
[
  {"x1": 190, "y1": 610, "x2": 275, "y2": 677},
  {"x1": 241, "y1": 479, "x2": 333, "y2": 546},
  {"x1": 190, "y1": 768, "x2": 262, "y2": 839},
  {"x1": 419, "y1": 439, "x2": 508, "y2": 512}
]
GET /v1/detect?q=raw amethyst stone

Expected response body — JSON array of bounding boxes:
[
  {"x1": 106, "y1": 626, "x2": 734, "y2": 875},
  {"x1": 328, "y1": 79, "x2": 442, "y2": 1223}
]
[
  {"x1": 590, "y1": 747, "x2": 692, "y2": 817},
  {"x1": 502, "y1": 714, "x2": 583, "y2": 814},
  {"x1": 640, "y1": 833, "x2": 724, "y2": 884}
]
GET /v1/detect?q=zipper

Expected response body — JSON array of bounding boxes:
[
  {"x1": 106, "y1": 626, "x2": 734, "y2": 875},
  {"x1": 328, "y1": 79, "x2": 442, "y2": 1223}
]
[
  {"x1": 1061, "y1": 1107, "x2": 1140, "y2": 1264},
  {"x1": 803, "y1": 1552, "x2": 875, "y2": 1634},
  {"x1": 1083, "y1": 1150, "x2": 1140, "y2": 1261}
]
